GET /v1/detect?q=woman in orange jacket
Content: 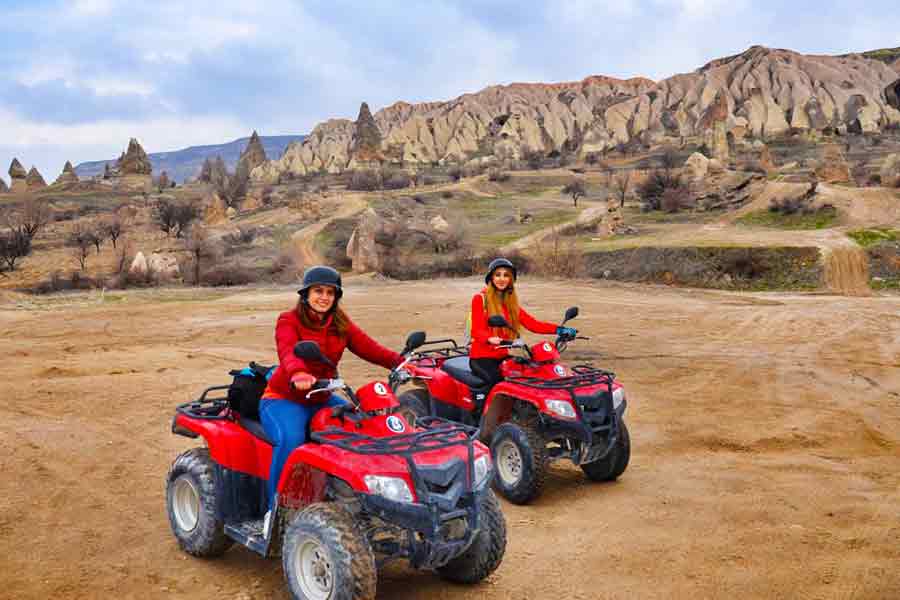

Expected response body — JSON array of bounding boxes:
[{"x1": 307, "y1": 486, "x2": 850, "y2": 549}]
[{"x1": 469, "y1": 258, "x2": 576, "y2": 388}]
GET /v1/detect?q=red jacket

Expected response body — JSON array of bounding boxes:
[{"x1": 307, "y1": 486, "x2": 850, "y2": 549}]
[
  {"x1": 263, "y1": 309, "x2": 402, "y2": 404},
  {"x1": 469, "y1": 290, "x2": 557, "y2": 360}
]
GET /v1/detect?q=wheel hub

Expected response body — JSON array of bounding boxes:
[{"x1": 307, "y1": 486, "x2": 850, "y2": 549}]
[
  {"x1": 172, "y1": 475, "x2": 200, "y2": 532},
  {"x1": 295, "y1": 537, "x2": 334, "y2": 600},
  {"x1": 496, "y1": 439, "x2": 523, "y2": 484}
]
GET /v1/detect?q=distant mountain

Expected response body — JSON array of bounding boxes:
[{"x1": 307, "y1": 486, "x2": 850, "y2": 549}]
[{"x1": 75, "y1": 134, "x2": 305, "y2": 183}]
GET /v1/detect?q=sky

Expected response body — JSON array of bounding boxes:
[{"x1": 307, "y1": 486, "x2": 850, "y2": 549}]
[{"x1": 1, "y1": 0, "x2": 898, "y2": 184}]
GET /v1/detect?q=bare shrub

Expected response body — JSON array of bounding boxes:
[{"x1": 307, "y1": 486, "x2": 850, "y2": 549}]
[
  {"x1": 448, "y1": 166, "x2": 463, "y2": 182},
  {"x1": 223, "y1": 226, "x2": 257, "y2": 248},
  {"x1": 636, "y1": 170, "x2": 686, "y2": 211},
  {"x1": 184, "y1": 225, "x2": 219, "y2": 285},
  {"x1": 487, "y1": 168, "x2": 510, "y2": 182},
  {"x1": 739, "y1": 160, "x2": 767, "y2": 174},
  {"x1": 659, "y1": 147, "x2": 680, "y2": 172},
  {"x1": 769, "y1": 196, "x2": 816, "y2": 215},
  {"x1": 382, "y1": 170, "x2": 411, "y2": 190},
  {"x1": 561, "y1": 179, "x2": 586, "y2": 207},
  {"x1": 584, "y1": 152, "x2": 600, "y2": 166},
  {"x1": 661, "y1": 186, "x2": 694, "y2": 213},
  {"x1": 347, "y1": 169, "x2": 381, "y2": 191},
  {"x1": 441, "y1": 190, "x2": 453, "y2": 199},
  {"x1": 523, "y1": 149, "x2": 543, "y2": 170},
  {"x1": 154, "y1": 199, "x2": 199, "y2": 237},
  {"x1": 529, "y1": 231, "x2": 585, "y2": 278},
  {"x1": 201, "y1": 263, "x2": 255, "y2": 286}
]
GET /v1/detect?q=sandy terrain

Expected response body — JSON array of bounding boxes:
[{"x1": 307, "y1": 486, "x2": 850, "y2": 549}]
[{"x1": 1, "y1": 277, "x2": 898, "y2": 599}]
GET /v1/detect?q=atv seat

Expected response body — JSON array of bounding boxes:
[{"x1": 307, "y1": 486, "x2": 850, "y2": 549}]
[
  {"x1": 441, "y1": 357, "x2": 487, "y2": 388},
  {"x1": 238, "y1": 416, "x2": 274, "y2": 445}
]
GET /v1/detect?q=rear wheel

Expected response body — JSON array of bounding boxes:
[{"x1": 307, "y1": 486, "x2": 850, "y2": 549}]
[
  {"x1": 581, "y1": 421, "x2": 631, "y2": 481},
  {"x1": 396, "y1": 389, "x2": 429, "y2": 427},
  {"x1": 437, "y1": 489, "x2": 507, "y2": 584},
  {"x1": 283, "y1": 503, "x2": 377, "y2": 600},
  {"x1": 165, "y1": 447, "x2": 233, "y2": 557},
  {"x1": 490, "y1": 422, "x2": 547, "y2": 505}
]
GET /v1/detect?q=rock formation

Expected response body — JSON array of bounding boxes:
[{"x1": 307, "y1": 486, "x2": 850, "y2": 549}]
[
  {"x1": 253, "y1": 46, "x2": 900, "y2": 182},
  {"x1": 8, "y1": 159, "x2": 27, "y2": 193},
  {"x1": 758, "y1": 144, "x2": 776, "y2": 172},
  {"x1": 204, "y1": 192, "x2": 228, "y2": 224},
  {"x1": 684, "y1": 152, "x2": 710, "y2": 181},
  {"x1": 238, "y1": 131, "x2": 267, "y2": 173},
  {"x1": 0, "y1": 178, "x2": 8, "y2": 193},
  {"x1": 880, "y1": 153, "x2": 900, "y2": 187},
  {"x1": 349, "y1": 102, "x2": 383, "y2": 166},
  {"x1": 53, "y1": 161, "x2": 79, "y2": 186},
  {"x1": 347, "y1": 208, "x2": 383, "y2": 273},
  {"x1": 26, "y1": 167, "x2": 47, "y2": 190},
  {"x1": 113, "y1": 138, "x2": 153, "y2": 190},
  {"x1": 815, "y1": 144, "x2": 851, "y2": 183},
  {"x1": 129, "y1": 252, "x2": 148, "y2": 277},
  {"x1": 117, "y1": 138, "x2": 152, "y2": 175}
]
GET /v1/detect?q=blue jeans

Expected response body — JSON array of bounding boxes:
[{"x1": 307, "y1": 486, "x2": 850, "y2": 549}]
[{"x1": 259, "y1": 394, "x2": 346, "y2": 510}]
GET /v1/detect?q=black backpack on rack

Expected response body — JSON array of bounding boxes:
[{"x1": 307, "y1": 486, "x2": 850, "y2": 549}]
[{"x1": 227, "y1": 362, "x2": 276, "y2": 421}]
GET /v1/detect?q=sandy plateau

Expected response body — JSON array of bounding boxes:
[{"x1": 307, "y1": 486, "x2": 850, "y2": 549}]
[{"x1": 1, "y1": 277, "x2": 898, "y2": 599}]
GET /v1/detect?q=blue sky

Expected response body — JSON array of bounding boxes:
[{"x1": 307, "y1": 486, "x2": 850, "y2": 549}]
[{"x1": 1, "y1": 0, "x2": 898, "y2": 184}]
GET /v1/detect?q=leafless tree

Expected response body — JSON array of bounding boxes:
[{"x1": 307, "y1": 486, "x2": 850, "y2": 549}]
[
  {"x1": 660, "y1": 147, "x2": 680, "y2": 173},
  {"x1": 612, "y1": 170, "x2": 633, "y2": 208},
  {"x1": 0, "y1": 229, "x2": 31, "y2": 273},
  {"x1": 102, "y1": 216, "x2": 124, "y2": 249},
  {"x1": 154, "y1": 199, "x2": 199, "y2": 237},
  {"x1": 562, "y1": 179, "x2": 586, "y2": 207},
  {"x1": 68, "y1": 224, "x2": 93, "y2": 271},
  {"x1": 5, "y1": 196, "x2": 50, "y2": 242},
  {"x1": 185, "y1": 225, "x2": 218, "y2": 285}
]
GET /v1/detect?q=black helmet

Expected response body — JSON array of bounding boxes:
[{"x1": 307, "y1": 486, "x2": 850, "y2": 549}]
[
  {"x1": 298, "y1": 265, "x2": 343, "y2": 300},
  {"x1": 485, "y1": 257, "x2": 517, "y2": 284}
]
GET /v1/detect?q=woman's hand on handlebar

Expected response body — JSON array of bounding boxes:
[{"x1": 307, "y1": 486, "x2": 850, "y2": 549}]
[
  {"x1": 290, "y1": 372, "x2": 317, "y2": 392},
  {"x1": 488, "y1": 336, "x2": 503, "y2": 345}
]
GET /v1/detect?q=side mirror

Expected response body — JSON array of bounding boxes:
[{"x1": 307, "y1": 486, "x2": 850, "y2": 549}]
[
  {"x1": 293, "y1": 341, "x2": 334, "y2": 367},
  {"x1": 403, "y1": 331, "x2": 427, "y2": 354},
  {"x1": 487, "y1": 315, "x2": 511, "y2": 329},
  {"x1": 563, "y1": 306, "x2": 579, "y2": 323}
]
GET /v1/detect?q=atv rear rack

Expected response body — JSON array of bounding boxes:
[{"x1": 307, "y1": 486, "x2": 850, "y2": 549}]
[
  {"x1": 175, "y1": 385, "x2": 230, "y2": 420},
  {"x1": 408, "y1": 340, "x2": 469, "y2": 367}
]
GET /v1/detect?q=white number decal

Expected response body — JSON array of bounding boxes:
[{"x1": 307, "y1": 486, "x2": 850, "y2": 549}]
[
  {"x1": 374, "y1": 382, "x2": 388, "y2": 395},
  {"x1": 386, "y1": 415, "x2": 406, "y2": 433}
]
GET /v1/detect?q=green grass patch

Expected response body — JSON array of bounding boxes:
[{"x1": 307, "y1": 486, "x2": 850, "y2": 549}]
[
  {"x1": 872, "y1": 277, "x2": 900, "y2": 290},
  {"x1": 736, "y1": 207, "x2": 838, "y2": 230},
  {"x1": 478, "y1": 209, "x2": 577, "y2": 247},
  {"x1": 847, "y1": 228, "x2": 900, "y2": 247}
]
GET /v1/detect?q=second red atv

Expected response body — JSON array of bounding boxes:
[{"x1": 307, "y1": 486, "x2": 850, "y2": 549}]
[
  {"x1": 391, "y1": 308, "x2": 630, "y2": 505},
  {"x1": 166, "y1": 332, "x2": 506, "y2": 600}
]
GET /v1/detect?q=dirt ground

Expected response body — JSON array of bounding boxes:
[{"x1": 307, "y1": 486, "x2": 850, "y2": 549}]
[{"x1": 1, "y1": 277, "x2": 898, "y2": 599}]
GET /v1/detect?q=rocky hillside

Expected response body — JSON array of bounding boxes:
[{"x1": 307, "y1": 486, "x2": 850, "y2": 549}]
[
  {"x1": 76, "y1": 134, "x2": 304, "y2": 183},
  {"x1": 253, "y1": 45, "x2": 900, "y2": 182}
]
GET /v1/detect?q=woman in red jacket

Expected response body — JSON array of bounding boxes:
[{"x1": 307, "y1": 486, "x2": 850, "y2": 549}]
[
  {"x1": 469, "y1": 258, "x2": 576, "y2": 389},
  {"x1": 260, "y1": 266, "x2": 401, "y2": 519}
]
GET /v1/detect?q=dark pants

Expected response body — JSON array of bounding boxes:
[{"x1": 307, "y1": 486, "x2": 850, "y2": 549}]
[{"x1": 470, "y1": 357, "x2": 503, "y2": 388}]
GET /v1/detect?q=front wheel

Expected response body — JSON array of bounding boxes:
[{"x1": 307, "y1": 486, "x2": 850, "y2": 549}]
[
  {"x1": 165, "y1": 447, "x2": 233, "y2": 557},
  {"x1": 490, "y1": 422, "x2": 547, "y2": 505},
  {"x1": 437, "y1": 489, "x2": 507, "y2": 583},
  {"x1": 581, "y1": 421, "x2": 631, "y2": 481},
  {"x1": 396, "y1": 389, "x2": 429, "y2": 427},
  {"x1": 282, "y1": 502, "x2": 377, "y2": 600}
]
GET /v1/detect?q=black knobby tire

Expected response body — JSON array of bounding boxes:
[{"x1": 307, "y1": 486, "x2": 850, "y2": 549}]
[
  {"x1": 282, "y1": 502, "x2": 377, "y2": 600},
  {"x1": 396, "y1": 389, "x2": 429, "y2": 427},
  {"x1": 490, "y1": 422, "x2": 547, "y2": 505},
  {"x1": 581, "y1": 420, "x2": 631, "y2": 482},
  {"x1": 165, "y1": 447, "x2": 233, "y2": 557},
  {"x1": 437, "y1": 489, "x2": 507, "y2": 584}
]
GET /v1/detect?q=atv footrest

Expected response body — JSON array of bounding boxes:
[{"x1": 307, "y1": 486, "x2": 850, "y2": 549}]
[{"x1": 225, "y1": 519, "x2": 269, "y2": 556}]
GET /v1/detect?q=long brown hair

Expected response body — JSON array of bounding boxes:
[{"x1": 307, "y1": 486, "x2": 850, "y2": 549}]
[
  {"x1": 296, "y1": 299, "x2": 350, "y2": 337},
  {"x1": 484, "y1": 282, "x2": 520, "y2": 336}
]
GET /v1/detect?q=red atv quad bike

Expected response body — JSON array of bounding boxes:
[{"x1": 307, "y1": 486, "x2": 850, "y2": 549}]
[
  {"x1": 391, "y1": 307, "x2": 630, "y2": 505},
  {"x1": 166, "y1": 332, "x2": 506, "y2": 600}
]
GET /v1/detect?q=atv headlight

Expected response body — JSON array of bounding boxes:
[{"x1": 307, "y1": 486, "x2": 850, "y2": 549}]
[
  {"x1": 613, "y1": 387, "x2": 625, "y2": 410},
  {"x1": 364, "y1": 476, "x2": 414, "y2": 503},
  {"x1": 473, "y1": 455, "x2": 492, "y2": 489},
  {"x1": 546, "y1": 399, "x2": 576, "y2": 419}
]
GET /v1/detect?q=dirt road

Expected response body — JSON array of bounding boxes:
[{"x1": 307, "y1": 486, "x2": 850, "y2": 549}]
[{"x1": 2, "y1": 279, "x2": 898, "y2": 599}]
